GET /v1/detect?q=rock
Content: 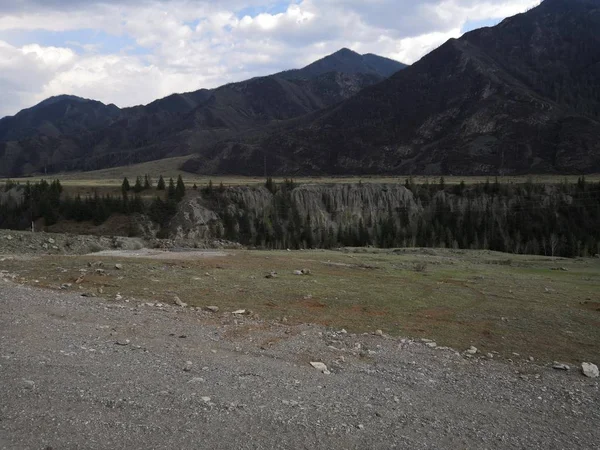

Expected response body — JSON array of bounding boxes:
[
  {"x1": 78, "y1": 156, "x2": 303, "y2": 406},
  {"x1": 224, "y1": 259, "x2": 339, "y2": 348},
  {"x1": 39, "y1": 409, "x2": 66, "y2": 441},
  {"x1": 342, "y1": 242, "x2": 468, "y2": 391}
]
[
  {"x1": 232, "y1": 309, "x2": 247, "y2": 315},
  {"x1": 114, "y1": 264, "x2": 123, "y2": 270},
  {"x1": 265, "y1": 272, "x2": 278, "y2": 279},
  {"x1": 374, "y1": 329, "x2": 384, "y2": 337},
  {"x1": 42, "y1": 243, "x2": 48, "y2": 250},
  {"x1": 5, "y1": 235, "x2": 12, "y2": 240},
  {"x1": 60, "y1": 283, "x2": 72, "y2": 290},
  {"x1": 115, "y1": 339, "x2": 130, "y2": 346},
  {"x1": 115, "y1": 293, "x2": 123, "y2": 301},
  {"x1": 201, "y1": 396, "x2": 211, "y2": 403},
  {"x1": 205, "y1": 306, "x2": 219, "y2": 313},
  {"x1": 293, "y1": 270, "x2": 303, "y2": 275},
  {"x1": 75, "y1": 275, "x2": 85, "y2": 284},
  {"x1": 173, "y1": 295, "x2": 187, "y2": 307},
  {"x1": 310, "y1": 361, "x2": 330, "y2": 374},
  {"x1": 183, "y1": 361, "x2": 193, "y2": 372},
  {"x1": 22, "y1": 379, "x2": 35, "y2": 389},
  {"x1": 426, "y1": 342, "x2": 437, "y2": 348},
  {"x1": 466, "y1": 346, "x2": 478, "y2": 355},
  {"x1": 581, "y1": 362, "x2": 599, "y2": 378},
  {"x1": 552, "y1": 362, "x2": 570, "y2": 371},
  {"x1": 301, "y1": 269, "x2": 311, "y2": 275},
  {"x1": 47, "y1": 238, "x2": 55, "y2": 244},
  {"x1": 357, "y1": 424, "x2": 364, "y2": 430}
]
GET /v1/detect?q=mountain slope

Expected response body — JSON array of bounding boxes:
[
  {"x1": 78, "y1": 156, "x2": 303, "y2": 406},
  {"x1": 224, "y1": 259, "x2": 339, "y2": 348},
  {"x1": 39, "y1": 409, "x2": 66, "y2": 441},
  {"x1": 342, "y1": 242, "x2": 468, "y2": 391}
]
[
  {"x1": 187, "y1": 0, "x2": 600, "y2": 176},
  {"x1": 278, "y1": 48, "x2": 406, "y2": 79},
  {"x1": 0, "y1": 49, "x2": 405, "y2": 177},
  {"x1": 0, "y1": 95, "x2": 122, "y2": 142}
]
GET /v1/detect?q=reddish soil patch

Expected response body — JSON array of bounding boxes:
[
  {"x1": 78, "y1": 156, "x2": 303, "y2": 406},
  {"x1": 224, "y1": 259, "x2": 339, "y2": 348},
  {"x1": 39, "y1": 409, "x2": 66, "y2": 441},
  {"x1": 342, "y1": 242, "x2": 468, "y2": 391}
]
[
  {"x1": 300, "y1": 299, "x2": 327, "y2": 310},
  {"x1": 349, "y1": 305, "x2": 388, "y2": 317},
  {"x1": 579, "y1": 301, "x2": 600, "y2": 312}
]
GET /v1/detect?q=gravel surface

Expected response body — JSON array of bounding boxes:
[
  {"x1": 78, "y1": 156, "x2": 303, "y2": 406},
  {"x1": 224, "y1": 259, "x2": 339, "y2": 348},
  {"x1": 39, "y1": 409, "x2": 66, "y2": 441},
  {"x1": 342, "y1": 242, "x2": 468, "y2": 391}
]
[{"x1": 1, "y1": 282, "x2": 598, "y2": 449}]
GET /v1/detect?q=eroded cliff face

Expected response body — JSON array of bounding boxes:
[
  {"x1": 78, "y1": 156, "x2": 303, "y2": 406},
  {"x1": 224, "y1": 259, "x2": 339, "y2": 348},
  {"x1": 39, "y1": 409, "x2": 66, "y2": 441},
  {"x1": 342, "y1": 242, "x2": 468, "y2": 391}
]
[{"x1": 169, "y1": 183, "x2": 419, "y2": 243}]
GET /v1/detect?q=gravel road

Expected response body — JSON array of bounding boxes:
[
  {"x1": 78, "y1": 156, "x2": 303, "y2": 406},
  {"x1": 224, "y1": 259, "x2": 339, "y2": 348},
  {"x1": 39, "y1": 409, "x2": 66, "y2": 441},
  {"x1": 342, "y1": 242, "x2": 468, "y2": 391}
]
[{"x1": 1, "y1": 282, "x2": 598, "y2": 449}]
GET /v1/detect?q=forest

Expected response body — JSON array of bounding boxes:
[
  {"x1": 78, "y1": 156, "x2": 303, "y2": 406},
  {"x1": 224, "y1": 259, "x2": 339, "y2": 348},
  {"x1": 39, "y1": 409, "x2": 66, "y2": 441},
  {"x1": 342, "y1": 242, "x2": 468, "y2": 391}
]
[{"x1": 1, "y1": 176, "x2": 599, "y2": 258}]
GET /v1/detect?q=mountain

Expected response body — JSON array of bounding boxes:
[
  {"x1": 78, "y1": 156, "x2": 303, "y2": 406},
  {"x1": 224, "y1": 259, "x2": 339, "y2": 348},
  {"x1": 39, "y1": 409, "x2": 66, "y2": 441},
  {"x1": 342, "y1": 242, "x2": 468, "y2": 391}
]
[
  {"x1": 185, "y1": 0, "x2": 600, "y2": 176},
  {"x1": 278, "y1": 48, "x2": 407, "y2": 79},
  {"x1": 0, "y1": 95, "x2": 121, "y2": 142},
  {"x1": 0, "y1": 49, "x2": 406, "y2": 177}
]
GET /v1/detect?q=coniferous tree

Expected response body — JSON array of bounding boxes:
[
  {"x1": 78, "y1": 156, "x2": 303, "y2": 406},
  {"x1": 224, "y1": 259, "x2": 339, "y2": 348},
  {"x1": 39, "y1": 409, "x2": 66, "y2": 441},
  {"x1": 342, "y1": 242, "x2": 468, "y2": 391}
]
[
  {"x1": 121, "y1": 177, "x2": 130, "y2": 197},
  {"x1": 133, "y1": 176, "x2": 143, "y2": 193},
  {"x1": 157, "y1": 175, "x2": 166, "y2": 191},
  {"x1": 175, "y1": 175, "x2": 186, "y2": 201},
  {"x1": 167, "y1": 178, "x2": 176, "y2": 200},
  {"x1": 144, "y1": 175, "x2": 152, "y2": 190}
]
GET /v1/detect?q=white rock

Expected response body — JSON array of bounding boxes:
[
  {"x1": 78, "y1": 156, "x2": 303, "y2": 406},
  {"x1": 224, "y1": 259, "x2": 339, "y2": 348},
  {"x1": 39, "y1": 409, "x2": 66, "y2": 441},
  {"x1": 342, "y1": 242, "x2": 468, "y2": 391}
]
[
  {"x1": 173, "y1": 295, "x2": 187, "y2": 307},
  {"x1": 115, "y1": 264, "x2": 123, "y2": 270},
  {"x1": 466, "y1": 346, "x2": 478, "y2": 355},
  {"x1": 553, "y1": 362, "x2": 570, "y2": 371},
  {"x1": 293, "y1": 270, "x2": 303, "y2": 275},
  {"x1": 374, "y1": 329, "x2": 384, "y2": 337},
  {"x1": 310, "y1": 362, "x2": 330, "y2": 374},
  {"x1": 232, "y1": 309, "x2": 246, "y2": 315},
  {"x1": 201, "y1": 396, "x2": 211, "y2": 403},
  {"x1": 205, "y1": 306, "x2": 219, "y2": 312},
  {"x1": 426, "y1": 342, "x2": 437, "y2": 348},
  {"x1": 581, "y1": 362, "x2": 599, "y2": 378}
]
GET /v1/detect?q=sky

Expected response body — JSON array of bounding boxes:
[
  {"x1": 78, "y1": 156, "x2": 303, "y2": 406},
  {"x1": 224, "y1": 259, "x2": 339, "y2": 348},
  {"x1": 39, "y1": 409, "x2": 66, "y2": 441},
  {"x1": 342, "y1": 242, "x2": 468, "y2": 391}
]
[{"x1": 0, "y1": 0, "x2": 541, "y2": 118}]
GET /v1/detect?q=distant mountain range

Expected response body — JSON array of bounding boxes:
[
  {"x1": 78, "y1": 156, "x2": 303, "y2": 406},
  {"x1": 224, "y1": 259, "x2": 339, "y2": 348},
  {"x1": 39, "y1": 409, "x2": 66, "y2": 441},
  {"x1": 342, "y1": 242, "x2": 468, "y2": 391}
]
[
  {"x1": 0, "y1": 49, "x2": 406, "y2": 177},
  {"x1": 184, "y1": 0, "x2": 600, "y2": 176},
  {"x1": 2, "y1": 0, "x2": 600, "y2": 178}
]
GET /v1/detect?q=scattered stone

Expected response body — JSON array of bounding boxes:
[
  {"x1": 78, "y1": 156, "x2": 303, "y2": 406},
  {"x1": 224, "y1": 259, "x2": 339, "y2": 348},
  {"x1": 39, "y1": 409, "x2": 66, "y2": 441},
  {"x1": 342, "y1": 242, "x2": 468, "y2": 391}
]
[
  {"x1": 114, "y1": 264, "x2": 123, "y2": 270},
  {"x1": 232, "y1": 309, "x2": 247, "y2": 315},
  {"x1": 205, "y1": 306, "x2": 219, "y2": 313},
  {"x1": 529, "y1": 356, "x2": 535, "y2": 362},
  {"x1": 22, "y1": 379, "x2": 35, "y2": 389},
  {"x1": 552, "y1": 362, "x2": 570, "y2": 371},
  {"x1": 293, "y1": 270, "x2": 303, "y2": 276},
  {"x1": 183, "y1": 361, "x2": 193, "y2": 372},
  {"x1": 426, "y1": 342, "x2": 437, "y2": 348},
  {"x1": 310, "y1": 361, "x2": 331, "y2": 375},
  {"x1": 173, "y1": 295, "x2": 187, "y2": 307},
  {"x1": 5, "y1": 235, "x2": 12, "y2": 240},
  {"x1": 60, "y1": 283, "x2": 72, "y2": 290},
  {"x1": 301, "y1": 269, "x2": 311, "y2": 275},
  {"x1": 188, "y1": 377, "x2": 205, "y2": 383},
  {"x1": 265, "y1": 272, "x2": 278, "y2": 279},
  {"x1": 47, "y1": 238, "x2": 55, "y2": 244},
  {"x1": 374, "y1": 329, "x2": 384, "y2": 337},
  {"x1": 201, "y1": 396, "x2": 211, "y2": 403},
  {"x1": 115, "y1": 339, "x2": 130, "y2": 346},
  {"x1": 357, "y1": 424, "x2": 364, "y2": 430},
  {"x1": 487, "y1": 353, "x2": 494, "y2": 359},
  {"x1": 466, "y1": 346, "x2": 478, "y2": 355},
  {"x1": 581, "y1": 362, "x2": 599, "y2": 378},
  {"x1": 115, "y1": 293, "x2": 123, "y2": 301}
]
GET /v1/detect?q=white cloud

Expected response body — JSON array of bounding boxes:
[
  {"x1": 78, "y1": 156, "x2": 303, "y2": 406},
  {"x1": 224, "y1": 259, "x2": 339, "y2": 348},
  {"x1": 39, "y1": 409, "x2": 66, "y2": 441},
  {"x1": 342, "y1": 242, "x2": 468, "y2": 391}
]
[{"x1": 0, "y1": 0, "x2": 542, "y2": 117}]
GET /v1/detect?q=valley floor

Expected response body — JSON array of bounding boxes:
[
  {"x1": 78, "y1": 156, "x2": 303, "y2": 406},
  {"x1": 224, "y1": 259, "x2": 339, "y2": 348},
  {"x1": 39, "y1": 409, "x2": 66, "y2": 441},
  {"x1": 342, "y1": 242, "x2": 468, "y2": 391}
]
[{"x1": 1, "y1": 281, "x2": 598, "y2": 449}]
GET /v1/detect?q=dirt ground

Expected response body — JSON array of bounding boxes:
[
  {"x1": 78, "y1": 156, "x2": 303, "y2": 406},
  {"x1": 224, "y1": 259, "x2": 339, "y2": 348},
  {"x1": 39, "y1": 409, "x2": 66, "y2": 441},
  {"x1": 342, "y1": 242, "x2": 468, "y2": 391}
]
[{"x1": 1, "y1": 281, "x2": 598, "y2": 449}]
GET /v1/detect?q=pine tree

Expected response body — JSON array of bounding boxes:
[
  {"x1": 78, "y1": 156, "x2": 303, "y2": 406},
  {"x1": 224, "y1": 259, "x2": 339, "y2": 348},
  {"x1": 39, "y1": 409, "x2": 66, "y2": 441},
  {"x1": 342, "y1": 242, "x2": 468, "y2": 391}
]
[
  {"x1": 157, "y1": 175, "x2": 166, "y2": 191},
  {"x1": 167, "y1": 178, "x2": 176, "y2": 200},
  {"x1": 175, "y1": 175, "x2": 186, "y2": 201},
  {"x1": 144, "y1": 175, "x2": 152, "y2": 190},
  {"x1": 133, "y1": 176, "x2": 143, "y2": 193},
  {"x1": 121, "y1": 177, "x2": 130, "y2": 197}
]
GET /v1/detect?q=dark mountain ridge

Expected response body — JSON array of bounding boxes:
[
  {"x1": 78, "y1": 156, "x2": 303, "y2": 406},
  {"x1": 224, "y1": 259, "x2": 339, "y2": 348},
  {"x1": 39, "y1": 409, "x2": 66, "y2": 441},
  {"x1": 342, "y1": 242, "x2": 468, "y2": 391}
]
[
  {"x1": 184, "y1": 0, "x2": 600, "y2": 176},
  {"x1": 0, "y1": 49, "x2": 406, "y2": 177}
]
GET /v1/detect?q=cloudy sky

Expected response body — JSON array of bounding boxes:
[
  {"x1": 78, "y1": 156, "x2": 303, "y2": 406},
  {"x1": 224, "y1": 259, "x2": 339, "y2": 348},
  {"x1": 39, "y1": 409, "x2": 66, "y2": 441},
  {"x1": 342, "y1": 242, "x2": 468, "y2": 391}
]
[{"x1": 0, "y1": 0, "x2": 540, "y2": 118}]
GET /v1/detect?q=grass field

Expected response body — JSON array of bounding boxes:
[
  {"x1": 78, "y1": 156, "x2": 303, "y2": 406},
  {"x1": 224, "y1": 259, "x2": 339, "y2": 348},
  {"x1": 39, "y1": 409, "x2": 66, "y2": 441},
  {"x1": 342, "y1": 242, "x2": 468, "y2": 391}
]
[
  {"x1": 2, "y1": 155, "x2": 599, "y2": 189},
  {"x1": 2, "y1": 247, "x2": 599, "y2": 365}
]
